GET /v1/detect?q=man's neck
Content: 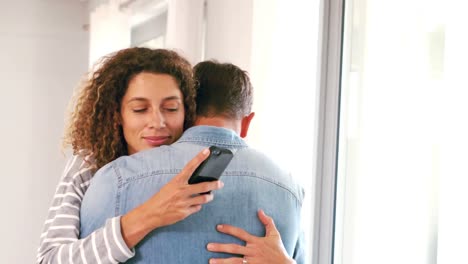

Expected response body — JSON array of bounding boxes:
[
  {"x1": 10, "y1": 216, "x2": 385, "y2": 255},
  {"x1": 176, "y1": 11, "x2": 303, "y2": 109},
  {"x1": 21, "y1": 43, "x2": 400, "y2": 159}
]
[{"x1": 194, "y1": 116, "x2": 241, "y2": 135}]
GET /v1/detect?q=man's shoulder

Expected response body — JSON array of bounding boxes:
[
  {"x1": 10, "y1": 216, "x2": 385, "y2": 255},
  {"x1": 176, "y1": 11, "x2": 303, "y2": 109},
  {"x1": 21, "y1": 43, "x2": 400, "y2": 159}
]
[
  {"x1": 234, "y1": 147, "x2": 287, "y2": 173},
  {"x1": 107, "y1": 145, "x2": 202, "y2": 179},
  {"x1": 230, "y1": 147, "x2": 305, "y2": 203},
  {"x1": 88, "y1": 159, "x2": 117, "y2": 187},
  {"x1": 118, "y1": 144, "x2": 200, "y2": 163}
]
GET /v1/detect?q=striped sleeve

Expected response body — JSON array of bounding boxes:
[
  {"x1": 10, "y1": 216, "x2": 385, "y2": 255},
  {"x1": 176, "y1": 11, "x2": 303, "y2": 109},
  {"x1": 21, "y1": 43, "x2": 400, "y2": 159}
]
[{"x1": 36, "y1": 153, "x2": 135, "y2": 264}]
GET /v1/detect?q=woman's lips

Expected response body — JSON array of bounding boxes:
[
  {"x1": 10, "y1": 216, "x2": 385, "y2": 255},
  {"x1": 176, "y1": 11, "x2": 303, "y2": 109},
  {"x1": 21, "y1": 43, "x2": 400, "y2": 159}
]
[{"x1": 143, "y1": 136, "x2": 171, "y2": 146}]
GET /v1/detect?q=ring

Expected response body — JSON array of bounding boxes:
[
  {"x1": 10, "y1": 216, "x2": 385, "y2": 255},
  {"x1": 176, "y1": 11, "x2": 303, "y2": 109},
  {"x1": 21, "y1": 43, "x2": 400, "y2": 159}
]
[{"x1": 242, "y1": 258, "x2": 248, "y2": 264}]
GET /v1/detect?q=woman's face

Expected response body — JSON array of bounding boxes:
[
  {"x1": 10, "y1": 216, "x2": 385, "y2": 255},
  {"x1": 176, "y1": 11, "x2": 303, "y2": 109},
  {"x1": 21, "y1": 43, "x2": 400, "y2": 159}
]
[{"x1": 120, "y1": 72, "x2": 185, "y2": 155}]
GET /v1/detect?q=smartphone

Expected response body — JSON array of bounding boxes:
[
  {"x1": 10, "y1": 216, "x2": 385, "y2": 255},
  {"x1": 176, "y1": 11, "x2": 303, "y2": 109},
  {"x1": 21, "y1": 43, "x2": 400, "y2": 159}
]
[{"x1": 188, "y1": 146, "x2": 234, "y2": 184}]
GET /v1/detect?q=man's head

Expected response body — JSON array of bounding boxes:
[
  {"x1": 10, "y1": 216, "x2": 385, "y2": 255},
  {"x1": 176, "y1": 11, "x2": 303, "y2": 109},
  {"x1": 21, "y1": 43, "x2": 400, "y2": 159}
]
[{"x1": 193, "y1": 61, "x2": 254, "y2": 138}]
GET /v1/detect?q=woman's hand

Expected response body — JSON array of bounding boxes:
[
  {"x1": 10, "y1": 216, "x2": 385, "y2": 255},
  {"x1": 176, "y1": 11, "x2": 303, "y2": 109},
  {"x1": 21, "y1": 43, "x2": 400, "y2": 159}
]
[
  {"x1": 121, "y1": 148, "x2": 224, "y2": 248},
  {"x1": 207, "y1": 210, "x2": 295, "y2": 264}
]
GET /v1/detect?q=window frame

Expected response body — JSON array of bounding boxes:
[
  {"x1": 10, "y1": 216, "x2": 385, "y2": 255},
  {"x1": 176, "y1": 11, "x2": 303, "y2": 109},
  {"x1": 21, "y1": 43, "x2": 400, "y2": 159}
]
[{"x1": 312, "y1": 0, "x2": 345, "y2": 263}]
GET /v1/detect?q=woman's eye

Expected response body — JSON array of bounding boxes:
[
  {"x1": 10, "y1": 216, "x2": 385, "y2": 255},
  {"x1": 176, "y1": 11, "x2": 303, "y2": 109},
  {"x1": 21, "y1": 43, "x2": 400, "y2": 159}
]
[
  {"x1": 165, "y1": 108, "x2": 179, "y2": 112},
  {"x1": 133, "y1": 108, "x2": 147, "y2": 113}
]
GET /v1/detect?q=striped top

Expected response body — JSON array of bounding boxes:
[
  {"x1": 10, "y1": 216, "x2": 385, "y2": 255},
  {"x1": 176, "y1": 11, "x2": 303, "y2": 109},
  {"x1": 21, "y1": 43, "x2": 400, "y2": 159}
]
[{"x1": 36, "y1": 152, "x2": 135, "y2": 263}]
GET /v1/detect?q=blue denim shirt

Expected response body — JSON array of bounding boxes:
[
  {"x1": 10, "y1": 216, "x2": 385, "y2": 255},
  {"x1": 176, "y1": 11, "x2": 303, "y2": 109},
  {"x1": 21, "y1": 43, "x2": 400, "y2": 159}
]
[{"x1": 81, "y1": 126, "x2": 305, "y2": 263}]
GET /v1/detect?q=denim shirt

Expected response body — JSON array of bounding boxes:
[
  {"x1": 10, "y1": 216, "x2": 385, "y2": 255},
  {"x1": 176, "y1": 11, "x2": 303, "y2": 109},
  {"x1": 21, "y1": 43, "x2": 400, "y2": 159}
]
[{"x1": 81, "y1": 126, "x2": 306, "y2": 263}]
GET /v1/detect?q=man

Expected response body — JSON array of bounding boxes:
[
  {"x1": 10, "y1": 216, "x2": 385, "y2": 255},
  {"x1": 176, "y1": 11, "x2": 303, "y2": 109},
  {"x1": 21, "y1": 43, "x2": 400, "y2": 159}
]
[{"x1": 81, "y1": 61, "x2": 305, "y2": 263}]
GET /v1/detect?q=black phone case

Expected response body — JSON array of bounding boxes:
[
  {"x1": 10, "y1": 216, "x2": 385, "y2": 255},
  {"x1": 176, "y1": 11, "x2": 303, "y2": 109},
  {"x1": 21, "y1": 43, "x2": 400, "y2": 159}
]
[{"x1": 188, "y1": 146, "x2": 234, "y2": 184}]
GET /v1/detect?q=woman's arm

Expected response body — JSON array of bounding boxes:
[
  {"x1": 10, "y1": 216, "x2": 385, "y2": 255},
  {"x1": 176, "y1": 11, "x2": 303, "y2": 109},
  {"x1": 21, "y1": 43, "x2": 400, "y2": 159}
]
[
  {"x1": 207, "y1": 210, "x2": 296, "y2": 264},
  {"x1": 37, "y1": 149, "x2": 222, "y2": 263},
  {"x1": 37, "y1": 154, "x2": 134, "y2": 263},
  {"x1": 120, "y1": 148, "x2": 223, "y2": 248}
]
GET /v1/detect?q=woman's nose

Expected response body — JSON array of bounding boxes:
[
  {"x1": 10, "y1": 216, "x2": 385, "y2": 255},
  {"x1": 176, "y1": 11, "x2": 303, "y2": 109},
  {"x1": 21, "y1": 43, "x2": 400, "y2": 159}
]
[{"x1": 148, "y1": 110, "x2": 166, "y2": 129}]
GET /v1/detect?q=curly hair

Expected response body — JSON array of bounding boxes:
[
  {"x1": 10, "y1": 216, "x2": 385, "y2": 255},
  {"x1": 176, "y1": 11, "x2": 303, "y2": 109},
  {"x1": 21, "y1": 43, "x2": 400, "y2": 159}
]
[{"x1": 64, "y1": 48, "x2": 195, "y2": 169}]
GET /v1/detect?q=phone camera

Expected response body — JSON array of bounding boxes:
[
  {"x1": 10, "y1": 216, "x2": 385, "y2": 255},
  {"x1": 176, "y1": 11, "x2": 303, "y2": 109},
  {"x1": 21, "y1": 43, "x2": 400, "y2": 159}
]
[{"x1": 212, "y1": 149, "x2": 221, "y2": 155}]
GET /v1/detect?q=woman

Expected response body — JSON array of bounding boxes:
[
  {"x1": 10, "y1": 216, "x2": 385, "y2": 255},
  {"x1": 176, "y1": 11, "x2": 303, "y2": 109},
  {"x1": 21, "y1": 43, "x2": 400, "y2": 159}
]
[{"x1": 37, "y1": 47, "x2": 294, "y2": 264}]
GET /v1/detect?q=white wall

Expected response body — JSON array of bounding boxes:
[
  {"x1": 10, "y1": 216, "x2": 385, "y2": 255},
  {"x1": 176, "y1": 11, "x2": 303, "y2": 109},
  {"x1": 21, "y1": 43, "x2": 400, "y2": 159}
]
[
  {"x1": 166, "y1": 0, "x2": 205, "y2": 64},
  {"x1": 89, "y1": 0, "x2": 131, "y2": 67},
  {"x1": 204, "y1": 0, "x2": 253, "y2": 72},
  {"x1": 0, "y1": 1, "x2": 89, "y2": 262},
  {"x1": 438, "y1": 1, "x2": 468, "y2": 263}
]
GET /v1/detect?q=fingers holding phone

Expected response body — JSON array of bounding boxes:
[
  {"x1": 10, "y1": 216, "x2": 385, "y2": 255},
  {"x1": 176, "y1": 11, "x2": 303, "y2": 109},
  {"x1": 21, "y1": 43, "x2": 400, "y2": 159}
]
[
  {"x1": 140, "y1": 147, "x2": 232, "y2": 229},
  {"x1": 120, "y1": 147, "x2": 231, "y2": 249},
  {"x1": 188, "y1": 146, "x2": 234, "y2": 185}
]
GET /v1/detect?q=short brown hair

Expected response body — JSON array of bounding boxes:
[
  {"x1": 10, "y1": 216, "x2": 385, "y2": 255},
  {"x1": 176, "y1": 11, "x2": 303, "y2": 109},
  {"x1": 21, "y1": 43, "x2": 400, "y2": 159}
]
[
  {"x1": 193, "y1": 61, "x2": 253, "y2": 119},
  {"x1": 64, "y1": 48, "x2": 195, "y2": 169}
]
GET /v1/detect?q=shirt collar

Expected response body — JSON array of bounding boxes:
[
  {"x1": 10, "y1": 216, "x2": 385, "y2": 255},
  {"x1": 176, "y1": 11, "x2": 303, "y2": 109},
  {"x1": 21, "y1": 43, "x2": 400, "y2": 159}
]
[{"x1": 176, "y1": 125, "x2": 248, "y2": 148}]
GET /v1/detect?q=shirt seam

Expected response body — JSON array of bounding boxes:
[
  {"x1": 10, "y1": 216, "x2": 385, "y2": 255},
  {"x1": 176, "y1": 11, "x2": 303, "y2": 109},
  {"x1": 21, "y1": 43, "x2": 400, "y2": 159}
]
[
  {"x1": 124, "y1": 170, "x2": 303, "y2": 204},
  {"x1": 113, "y1": 164, "x2": 123, "y2": 217},
  {"x1": 176, "y1": 138, "x2": 248, "y2": 147}
]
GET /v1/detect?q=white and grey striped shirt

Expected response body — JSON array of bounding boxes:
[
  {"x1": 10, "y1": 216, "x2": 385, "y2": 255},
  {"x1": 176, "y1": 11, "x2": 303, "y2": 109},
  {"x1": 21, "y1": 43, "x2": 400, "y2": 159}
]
[{"x1": 37, "y1": 152, "x2": 135, "y2": 263}]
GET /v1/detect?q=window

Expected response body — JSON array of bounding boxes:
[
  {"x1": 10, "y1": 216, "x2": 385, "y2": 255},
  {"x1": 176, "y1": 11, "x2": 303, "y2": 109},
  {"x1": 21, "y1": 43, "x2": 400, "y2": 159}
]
[{"x1": 328, "y1": 0, "x2": 468, "y2": 263}]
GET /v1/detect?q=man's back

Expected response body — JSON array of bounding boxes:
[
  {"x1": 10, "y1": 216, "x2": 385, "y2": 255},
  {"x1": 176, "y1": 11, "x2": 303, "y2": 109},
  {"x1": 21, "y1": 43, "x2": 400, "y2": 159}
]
[{"x1": 81, "y1": 126, "x2": 305, "y2": 263}]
